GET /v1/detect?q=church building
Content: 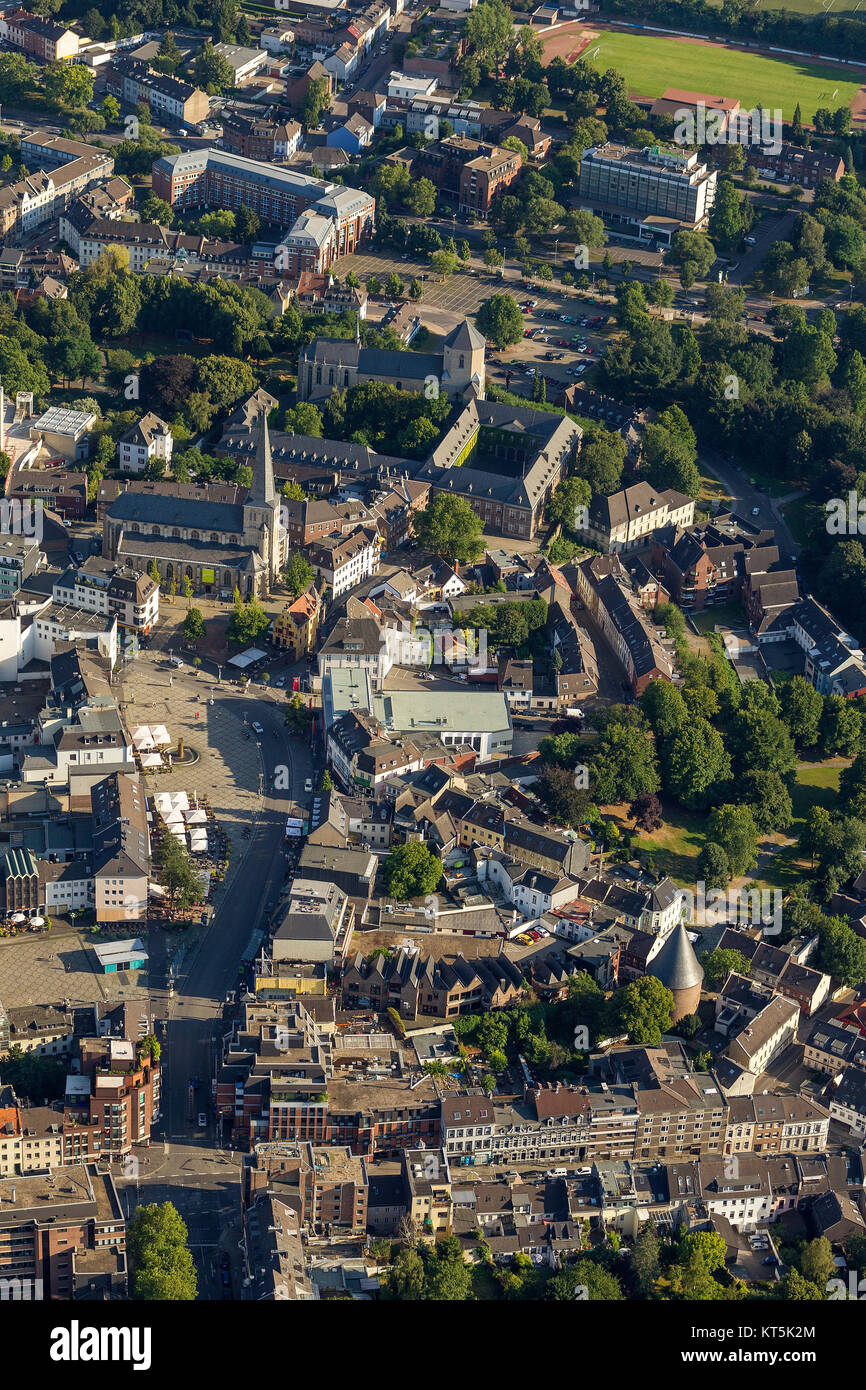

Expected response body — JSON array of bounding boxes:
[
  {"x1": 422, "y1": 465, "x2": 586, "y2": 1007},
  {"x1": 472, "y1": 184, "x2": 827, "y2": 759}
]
[{"x1": 102, "y1": 414, "x2": 285, "y2": 598}]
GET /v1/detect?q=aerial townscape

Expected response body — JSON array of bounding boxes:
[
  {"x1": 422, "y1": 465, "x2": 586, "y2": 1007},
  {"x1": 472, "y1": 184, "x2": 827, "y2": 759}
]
[{"x1": 0, "y1": 0, "x2": 865, "y2": 1353}]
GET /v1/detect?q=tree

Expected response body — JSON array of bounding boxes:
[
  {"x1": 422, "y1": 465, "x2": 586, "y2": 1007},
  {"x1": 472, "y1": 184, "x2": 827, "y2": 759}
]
[
  {"x1": 741, "y1": 770, "x2": 793, "y2": 835},
  {"x1": 591, "y1": 723, "x2": 660, "y2": 804},
  {"x1": 182, "y1": 608, "x2": 205, "y2": 645},
  {"x1": 708, "y1": 177, "x2": 747, "y2": 250},
  {"x1": 284, "y1": 402, "x2": 323, "y2": 438},
  {"x1": 285, "y1": 551, "x2": 314, "y2": 599},
  {"x1": 547, "y1": 475, "x2": 591, "y2": 532},
  {"x1": 706, "y1": 805, "x2": 759, "y2": 878},
  {"x1": 700, "y1": 948, "x2": 752, "y2": 988},
  {"x1": 300, "y1": 76, "x2": 331, "y2": 129},
  {"x1": 387, "y1": 1248, "x2": 425, "y2": 1300},
  {"x1": 779, "y1": 675, "x2": 823, "y2": 751},
  {"x1": 235, "y1": 205, "x2": 260, "y2": 243},
  {"x1": 475, "y1": 292, "x2": 523, "y2": 349},
  {"x1": 100, "y1": 93, "x2": 120, "y2": 124},
  {"x1": 536, "y1": 763, "x2": 592, "y2": 829},
  {"x1": 630, "y1": 792, "x2": 663, "y2": 832},
  {"x1": 632, "y1": 1225, "x2": 660, "y2": 1299},
  {"x1": 227, "y1": 589, "x2": 270, "y2": 647},
  {"x1": 44, "y1": 61, "x2": 94, "y2": 111},
  {"x1": 194, "y1": 42, "x2": 234, "y2": 94},
  {"x1": 577, "y1": 426, "x2": 627, "y2": 495},
  {"x1": 152, "y1": 832, "x2": 203, "y2": 913},
  {"x1": 416, "y1": 492, "x2": 485, "y2": 564},
  {"x1": 383, "y1": 843, "x2": 443, "y2": 900},
  {"x1": 139, "y1": 193, "x2": 173, "y2": 227},
  {"x1": 662, "y1": 718, "x2": 731, "y2": 811},
  {"x1": 611, "y1": 976, "x2": 674, "y2": 1047},
  {"x1": 729, "y1": 704, "x2": 797, "y2": 778},
  {"x1": 127, "y1": 1202, "x2": 197, "y2": 1301},
  {"x1": 548, "y1": 1260, "x2": 624, "y2": 1301},
  {"x1": 465, "y1": 0, "x2": 514, "y2": 70},
  {"x1": 800, "y1": 1237, "x2": 834, "y2": 1290},
  {"x1": 407, "y1": 177, "x2": 436, "y2": 217},
  {"x1": 697, "y1": 840, "x2": 730, "y2": 891},
  {"x1": 430, "y1": 250, "x2": 459, "y2": 281}
]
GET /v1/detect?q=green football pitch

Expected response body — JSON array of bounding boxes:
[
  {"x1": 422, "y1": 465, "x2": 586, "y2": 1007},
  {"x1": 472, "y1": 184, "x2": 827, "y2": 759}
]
[{"x1": 576, "y1": 30, "x2": 864, "y2": 121}]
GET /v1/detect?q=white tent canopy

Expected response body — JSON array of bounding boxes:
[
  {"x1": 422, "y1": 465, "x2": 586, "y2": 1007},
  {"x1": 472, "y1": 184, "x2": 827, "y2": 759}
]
[
  {"x1": 228, "y1": 647, "x2": 267, "y2": 669},
  {"x1": 151, "y1": 725, "x2": 171, "y2": 746},
  {"x1": 154, "y1": 791, "x2": 189, "y2": 815},
  {"x1": 185, "y1": 809, "x2": 207, "y2": 825},
  {"x1": 141, "y1": 753, "x2": 163, "y2": 768}
]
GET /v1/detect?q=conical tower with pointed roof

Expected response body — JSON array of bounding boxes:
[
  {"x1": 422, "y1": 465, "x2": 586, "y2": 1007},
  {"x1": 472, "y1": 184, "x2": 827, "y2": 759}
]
[
  {"x1": 647, "y1": 921, "x2": 704, "y2": 1023},
  {"x1": 242, "y1": 409, "x2": 280, "y2": 591}
]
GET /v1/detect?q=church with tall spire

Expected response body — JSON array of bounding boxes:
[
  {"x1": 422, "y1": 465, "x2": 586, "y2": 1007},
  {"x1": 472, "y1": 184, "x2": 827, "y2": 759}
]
[{"x1": 102, "y1": 409, "x2": 287, "y2": 599}]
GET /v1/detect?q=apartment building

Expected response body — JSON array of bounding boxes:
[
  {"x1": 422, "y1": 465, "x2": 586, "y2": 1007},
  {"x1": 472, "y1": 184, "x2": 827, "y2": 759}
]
[
  {"x1": 0, "y1": 151, "x2": 114, "y2": 237},
  {"x1": 90, "y1": 771, "x2": 150, "y2": 923},
  {"x1": 273, "y1": 588, "x2": 321, "y2": 657},
  {"x1": 725, "y1": 1093, "x2": 831, "y2": 1154},
  {"x1": 575, "y1": 553, "x2": 674, "y2": 696},
  {"x1": 586, "y1": 481, "x2": 695, "y2": 554},
  {"x1": 0, "y1": 1163, "x2": 126, "y2": 1301},
  {"x1": 8, "y1": 470, "x2": 87, "y2": 521},
  {"x1": 245, "y1": 1141, "x2": 369, "y2": 1236},
  {"x1": 53, "y1": 560, "x2": 159, "y2": 636},
  {"x1": 442, "y1": 1074, "x2": 728, "y2": 1168},
  {"x1": 106, "y1": 58, "x2": 210, "y2": 126},
  {"x1": 578, "y1": 144, "x2": 718, "y2": 241},
  {"x1": 63, "y1": 1036, "x2": 161, "y2": 1161},
  {"x1": 341, "y1": 947, "x2": 524, "y2": 1020},
  {"x1": 3, "y1": 10, "x2": 79, "y2": 60},
  {"x1": 221, "y1": 112, "x2": 303, "y2": 161},
  {"x1": 413, "y1": 135, "x2": 522, "y2": 218},
  {"x1": 117, "y1": 412, "x2": 173, "y2": 475},
  {"x1": 746, "y1": 142, "x2": 845, "y2": 187},
  {"x1": 308, "y1": 525, "x2": 379, "y2": 598}
]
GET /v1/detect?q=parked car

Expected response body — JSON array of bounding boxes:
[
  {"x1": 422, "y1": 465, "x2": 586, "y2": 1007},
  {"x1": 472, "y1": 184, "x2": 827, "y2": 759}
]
[
  {"x1": 251, "y1": 721, "x2": 264, "y2": 735},
  {"x1": 304, "y1": 777, "x2": 313, "y2": 792},
  {"x1": 197, "y1": 1112, "x2": 207, "y2": 1127}
]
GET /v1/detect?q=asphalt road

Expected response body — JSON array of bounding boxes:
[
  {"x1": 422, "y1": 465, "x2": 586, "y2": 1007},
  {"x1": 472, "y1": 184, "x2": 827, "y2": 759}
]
[{"x1": 160, "y1": 687, "x2": 313, "y2": 1148}]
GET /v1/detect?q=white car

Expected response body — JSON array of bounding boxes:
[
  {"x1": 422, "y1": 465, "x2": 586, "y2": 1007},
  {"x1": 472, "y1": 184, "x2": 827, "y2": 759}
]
[
  {"x1": 752, "y1": 507, "x2": 761, "y2": 517},
  {"x1": 197, "y1": 1112, "x2": 206, "y2": 1127},
  {"x1": 744, "y1": 235, "x2": 757, "y2": 246},
  {"x1": 304, "y1": 778, "x2": 314, "y2": 793},
  {"x1": 251, "y1": 721, "x2": 264, "y2": 735}
]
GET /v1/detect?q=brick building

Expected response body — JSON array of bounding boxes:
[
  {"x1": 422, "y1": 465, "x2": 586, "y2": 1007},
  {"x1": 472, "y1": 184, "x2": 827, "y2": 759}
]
[{"x1": 413, "y1": 135, "x2": 522, "y2": 218}]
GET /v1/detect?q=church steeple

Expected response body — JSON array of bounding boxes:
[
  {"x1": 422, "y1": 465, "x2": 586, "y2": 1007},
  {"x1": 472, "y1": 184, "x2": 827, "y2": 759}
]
[{"x1": 248, "y1": 408, "x2": 275, "y2": 507}]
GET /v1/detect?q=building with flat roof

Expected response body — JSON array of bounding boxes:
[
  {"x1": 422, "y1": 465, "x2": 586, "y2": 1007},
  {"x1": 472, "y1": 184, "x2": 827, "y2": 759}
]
[
  {"x1": 371, "y1": 689, "x2": 512, "y2": 760},
  {"x1": 578, "y1": 143, "x2": 717, "y2": 242}
]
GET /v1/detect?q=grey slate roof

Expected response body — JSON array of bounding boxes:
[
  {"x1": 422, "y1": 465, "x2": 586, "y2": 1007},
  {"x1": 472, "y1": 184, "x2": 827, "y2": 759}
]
[{"x1": 647, "y1": 923, "x2": 704, "y2": 992}]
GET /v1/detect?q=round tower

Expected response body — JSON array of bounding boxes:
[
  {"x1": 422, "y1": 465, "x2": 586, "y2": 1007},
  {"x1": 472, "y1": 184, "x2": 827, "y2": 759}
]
[{"x1": 647, "y1": 922, "x2": 704, "y2": 1024}]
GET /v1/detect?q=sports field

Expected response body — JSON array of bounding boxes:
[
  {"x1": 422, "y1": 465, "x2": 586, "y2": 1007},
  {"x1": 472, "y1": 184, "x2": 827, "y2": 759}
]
[{"x1": 569, "y1": 30, "x2": 864, "y2": 122}]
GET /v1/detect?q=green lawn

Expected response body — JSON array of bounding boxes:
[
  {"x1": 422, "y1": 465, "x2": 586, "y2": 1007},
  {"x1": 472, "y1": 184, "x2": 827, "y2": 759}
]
[
  {"x1": 619, "y1": 761, "x2": 844, "y2": 890},
  {"x1": 790, "y1": 762, "x2": 842, "y2": 824},
  {"x1": 579, "y1": 31, "x2": 864, "y2": 121},
  {"x1": 689, "y1": 602, "x2": 746, "y2": 634}
]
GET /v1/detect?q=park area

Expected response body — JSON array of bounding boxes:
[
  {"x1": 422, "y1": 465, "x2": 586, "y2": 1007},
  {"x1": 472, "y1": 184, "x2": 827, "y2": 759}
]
[
  {"x1": 606, "y1": 761, "x2": 843, "y2": 891},
  {"x1": 540, "y1": 25, "x2": 865, "y2": 123}
]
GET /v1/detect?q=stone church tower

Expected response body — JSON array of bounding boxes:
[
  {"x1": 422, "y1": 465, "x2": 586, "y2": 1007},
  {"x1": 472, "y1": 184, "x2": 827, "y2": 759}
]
[
  {"x1": 242, "y1": 411, "x2": 281, "y2": 591},
  {"x1": 441, "y1": 320, "x2": 486, "y2": 401}
]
